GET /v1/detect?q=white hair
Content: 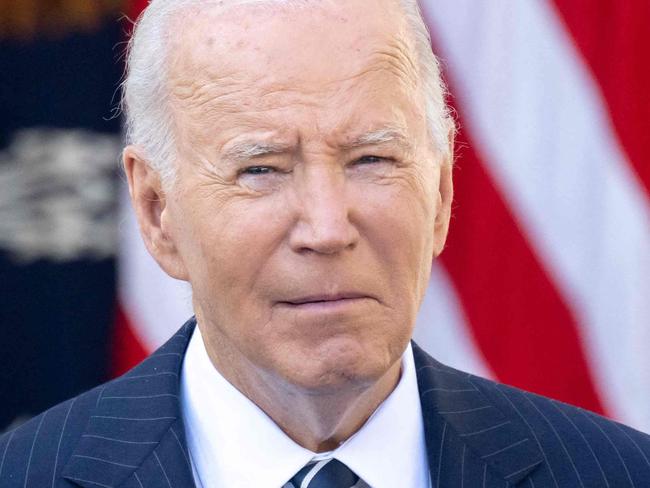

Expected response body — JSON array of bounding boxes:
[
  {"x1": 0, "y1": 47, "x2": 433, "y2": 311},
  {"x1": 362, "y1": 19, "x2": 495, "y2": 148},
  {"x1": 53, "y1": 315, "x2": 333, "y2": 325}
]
[{"x1": 122, "y1": 0, "x2": 455, "y2": 186}]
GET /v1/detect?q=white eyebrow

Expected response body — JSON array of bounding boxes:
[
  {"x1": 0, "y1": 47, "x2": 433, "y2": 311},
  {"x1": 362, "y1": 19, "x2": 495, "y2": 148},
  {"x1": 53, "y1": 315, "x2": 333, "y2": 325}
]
[
  {"x1": 222, "y1": 141, "x2": 290, "y2": 162},
  {"x1": 345, "y1": 127, "x2": 412, "y2": 149}
]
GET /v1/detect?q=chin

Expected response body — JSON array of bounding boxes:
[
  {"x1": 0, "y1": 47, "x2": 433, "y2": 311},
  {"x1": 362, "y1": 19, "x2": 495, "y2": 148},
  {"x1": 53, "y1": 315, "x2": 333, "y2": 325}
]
[
  {"x1": 281, "y1": 342, "x2": 396, "y2": 394},
  {"x1": 288, "y1": 369, "x2": 377, "y2": 396}
]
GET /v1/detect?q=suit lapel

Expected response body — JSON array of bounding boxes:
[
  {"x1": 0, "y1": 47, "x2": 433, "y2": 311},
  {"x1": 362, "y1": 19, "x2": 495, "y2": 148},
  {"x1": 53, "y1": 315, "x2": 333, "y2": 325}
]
[
  {"x1": 62, "y1": 318, "x2": 197, "y2": 488},
  {"x1": 413, "y1": 342, "x2": 543, "y2": 486},
  {"x1": 125, "y1": 418, "x2": 194, "y2": 488}
]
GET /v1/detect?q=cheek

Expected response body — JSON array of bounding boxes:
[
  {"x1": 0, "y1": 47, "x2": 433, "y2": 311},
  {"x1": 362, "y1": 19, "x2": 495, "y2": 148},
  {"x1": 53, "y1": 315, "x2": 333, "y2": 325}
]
[
  {"x1": 356, "y1": 177, "x2": 436, "y2": 301},
  {"x1": 185, "y1": 196, "x2": 287, "y2": 304},
  {"x1": 365, "y1": 174, "x2": 436, "y2": 249}
]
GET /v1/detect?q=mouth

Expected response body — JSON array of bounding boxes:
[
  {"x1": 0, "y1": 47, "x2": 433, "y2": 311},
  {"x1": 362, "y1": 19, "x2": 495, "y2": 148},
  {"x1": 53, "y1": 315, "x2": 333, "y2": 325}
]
[
  {"x1": 277, "y1": 292, "x2": 374, "y2": 311},
  {"x1": 282, "y1": 292, "x2": 369, "y2": 305}
]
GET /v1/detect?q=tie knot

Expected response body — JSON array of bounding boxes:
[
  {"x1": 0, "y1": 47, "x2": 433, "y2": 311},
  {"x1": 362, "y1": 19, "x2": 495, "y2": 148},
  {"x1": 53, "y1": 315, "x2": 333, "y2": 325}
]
[{"x1": 289, "y1": 458, "x2": 360, "y2": 488}]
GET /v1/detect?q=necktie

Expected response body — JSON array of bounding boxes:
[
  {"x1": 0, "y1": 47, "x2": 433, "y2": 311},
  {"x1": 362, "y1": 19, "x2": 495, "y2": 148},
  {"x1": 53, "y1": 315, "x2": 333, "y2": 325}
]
[{"x1": 289, "y1": 458, "x2": 360, "y2": 488}]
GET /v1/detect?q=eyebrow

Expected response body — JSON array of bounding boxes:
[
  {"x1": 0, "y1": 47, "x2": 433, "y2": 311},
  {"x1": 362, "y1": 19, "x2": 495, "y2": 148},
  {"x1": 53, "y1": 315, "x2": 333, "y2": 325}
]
[
  {"x1": 221, "y1": 141, "x2": 291, "y2": 163},
  {"x1": 342, "y1": 127, "x2": 412, "y2": 150}
]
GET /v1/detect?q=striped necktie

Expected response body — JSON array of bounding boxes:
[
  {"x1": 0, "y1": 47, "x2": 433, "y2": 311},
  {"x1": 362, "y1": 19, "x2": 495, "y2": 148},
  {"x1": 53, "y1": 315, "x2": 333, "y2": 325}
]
[{"x1": 288, "y1": 458, "x2": 360, "y2": 488}]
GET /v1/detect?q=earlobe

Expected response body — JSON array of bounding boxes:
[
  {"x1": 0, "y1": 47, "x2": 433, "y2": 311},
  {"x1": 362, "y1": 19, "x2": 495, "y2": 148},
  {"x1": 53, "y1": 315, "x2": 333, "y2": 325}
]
[{"x1": 122, "y1": 146, "x2": 189, "y2": 280}]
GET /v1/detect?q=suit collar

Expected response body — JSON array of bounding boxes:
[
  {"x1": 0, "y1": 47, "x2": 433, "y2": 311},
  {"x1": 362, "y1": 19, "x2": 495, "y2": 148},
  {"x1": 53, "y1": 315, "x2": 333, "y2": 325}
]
[
  {"x1": 62, "y1": 318, "x2": 197, "y2": 488},
  {"x1": 412, "y1": 342, "x2": 543, "y2": 485}
]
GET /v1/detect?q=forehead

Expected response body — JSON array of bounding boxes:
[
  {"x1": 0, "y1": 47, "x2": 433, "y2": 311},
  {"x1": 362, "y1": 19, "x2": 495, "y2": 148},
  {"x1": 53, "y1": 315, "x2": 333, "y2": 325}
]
[{"x1": 166, "y1": 0, "x2": 425, "y2": 147}]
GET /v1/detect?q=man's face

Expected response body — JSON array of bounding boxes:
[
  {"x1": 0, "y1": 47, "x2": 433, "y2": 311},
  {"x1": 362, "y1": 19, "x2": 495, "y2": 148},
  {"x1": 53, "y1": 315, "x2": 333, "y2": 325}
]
[{"x1": 150, "y1": 0, "x2": 452, "y2": 392}]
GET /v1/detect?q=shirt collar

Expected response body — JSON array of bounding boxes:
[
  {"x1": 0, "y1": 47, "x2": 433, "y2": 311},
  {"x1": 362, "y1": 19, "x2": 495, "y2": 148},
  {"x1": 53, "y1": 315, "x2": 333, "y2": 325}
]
[{"x1": 180, "y1": 327, "x2": 429, "y2": 488}]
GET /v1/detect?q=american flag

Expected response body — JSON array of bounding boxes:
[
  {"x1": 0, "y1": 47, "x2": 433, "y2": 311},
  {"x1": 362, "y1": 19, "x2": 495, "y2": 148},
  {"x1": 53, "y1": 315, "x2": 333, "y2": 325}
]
[{"x1": 115, "y1": 0, "x2": 650, "y2": 433}]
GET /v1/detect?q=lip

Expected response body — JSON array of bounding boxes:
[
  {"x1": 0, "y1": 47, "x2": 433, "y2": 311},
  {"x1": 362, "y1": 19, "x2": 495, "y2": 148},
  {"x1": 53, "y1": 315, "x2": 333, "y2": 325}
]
[
  {"x1": 280, "y1": 292, "x2": 370, "y2": 306},
  {"x1": 276, "y1": 296, "x2": 371, "y2": 313}
]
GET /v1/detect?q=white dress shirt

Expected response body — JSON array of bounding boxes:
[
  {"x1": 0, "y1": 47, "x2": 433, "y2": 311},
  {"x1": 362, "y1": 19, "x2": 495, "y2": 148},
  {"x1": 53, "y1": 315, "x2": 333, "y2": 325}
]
[{"x1": 180, "y1": 326, "x2": 431, "y2": 488}]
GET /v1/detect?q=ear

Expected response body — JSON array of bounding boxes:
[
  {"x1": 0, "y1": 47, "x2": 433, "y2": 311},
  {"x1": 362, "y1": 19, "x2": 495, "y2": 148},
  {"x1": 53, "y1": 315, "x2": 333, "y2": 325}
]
[
  {"x1": 432, "y1": 136, "x2": 454, "y2": 258},
  {"x1": 123, "y1": 146, "x2": 189, "y2": 281}
]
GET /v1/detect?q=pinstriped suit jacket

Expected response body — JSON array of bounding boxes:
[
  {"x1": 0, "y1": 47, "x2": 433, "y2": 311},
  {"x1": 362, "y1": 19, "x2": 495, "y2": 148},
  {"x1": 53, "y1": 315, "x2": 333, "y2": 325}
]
[{"x1": 1, "y1": 317, "x2": 649, "y2": 487}]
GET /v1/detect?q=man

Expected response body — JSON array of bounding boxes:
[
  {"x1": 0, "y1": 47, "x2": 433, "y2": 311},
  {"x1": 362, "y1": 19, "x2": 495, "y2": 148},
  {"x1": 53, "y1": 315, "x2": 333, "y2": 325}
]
[{"x1": 1, "y1": 0, "x2": 649, "y2": 487}]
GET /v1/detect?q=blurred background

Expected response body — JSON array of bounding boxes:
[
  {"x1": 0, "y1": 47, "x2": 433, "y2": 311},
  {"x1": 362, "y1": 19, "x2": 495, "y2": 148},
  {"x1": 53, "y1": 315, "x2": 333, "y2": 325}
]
[{"x1": 1, "y1": 0, "x2": 648, "y2": 434}]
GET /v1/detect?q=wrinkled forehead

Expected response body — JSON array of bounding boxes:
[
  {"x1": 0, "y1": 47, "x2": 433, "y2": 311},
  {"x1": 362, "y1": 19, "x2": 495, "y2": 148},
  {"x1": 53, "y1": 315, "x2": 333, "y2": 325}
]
[{"x1": 166, "y1": 0, "x2": 419, "y2": 95}]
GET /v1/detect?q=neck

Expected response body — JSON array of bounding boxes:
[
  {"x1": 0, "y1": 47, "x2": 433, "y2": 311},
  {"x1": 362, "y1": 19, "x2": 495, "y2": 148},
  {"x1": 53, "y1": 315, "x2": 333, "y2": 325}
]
[{"x1": 246, "y1": 361, "x2": 402, "y2": 452}]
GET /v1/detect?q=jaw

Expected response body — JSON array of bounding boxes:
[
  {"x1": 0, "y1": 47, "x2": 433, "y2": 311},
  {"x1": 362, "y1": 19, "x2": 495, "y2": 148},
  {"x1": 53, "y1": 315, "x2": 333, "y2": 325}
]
[
  {"x1": 246, "y1": 350, "x2": 404, "y2": 453},
  {"x1": 194, "y1": 301, "x2": 405, "y2": 452}
]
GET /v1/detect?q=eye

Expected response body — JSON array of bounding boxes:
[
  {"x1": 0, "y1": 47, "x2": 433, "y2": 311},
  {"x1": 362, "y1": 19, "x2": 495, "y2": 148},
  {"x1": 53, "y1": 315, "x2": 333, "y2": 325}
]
[
  {"x1": 240, "y1": 166, "x2": 275, "y2": 175},
  {"x1": 353, "y1": 155, "x2": 398, "y2": 168},
  {"x1": 237, "y1": 165, "x2": 288, "y2": 192},
  {"x1": 356, "y1": 155, "x2": 386, "y2": 164},
  {"x1": 348, "y1": 154, "x2": 397, "y2": 180}
]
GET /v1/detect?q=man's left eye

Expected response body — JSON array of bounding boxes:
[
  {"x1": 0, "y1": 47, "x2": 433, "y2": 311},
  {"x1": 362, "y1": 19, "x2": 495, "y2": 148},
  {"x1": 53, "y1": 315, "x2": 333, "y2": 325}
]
[
  {"x1": 241, "y1": 166, "x2": 275, "y2": 175},
  {"x1": 356, "y1": 155, "x2": 386, "y2": 164}
]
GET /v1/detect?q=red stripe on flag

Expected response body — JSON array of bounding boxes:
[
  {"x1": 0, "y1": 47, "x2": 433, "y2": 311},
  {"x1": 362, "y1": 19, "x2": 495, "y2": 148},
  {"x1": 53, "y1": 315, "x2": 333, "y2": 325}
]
[
  {"x1": 111, "y1": 304, "x2": 149, "y2": 377},
  {"x1": 440, "y1": 114, "x2": 606, "y2": 415},
  {"x1": 130, "y1": 0, "x2": 149, "y2": 19},
  {"x1": 551, "y1": 0, "x2": 650, "y2": 195}
]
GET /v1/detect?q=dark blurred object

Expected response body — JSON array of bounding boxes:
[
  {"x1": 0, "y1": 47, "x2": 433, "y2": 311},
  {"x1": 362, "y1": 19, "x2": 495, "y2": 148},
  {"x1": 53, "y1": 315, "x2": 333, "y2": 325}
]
[
  {"x1": 0, "y1": 0, "x2": 125, "y2": 40},
  {"x1": 0, "y1": 3, "x2": 124, "y2": 431}
]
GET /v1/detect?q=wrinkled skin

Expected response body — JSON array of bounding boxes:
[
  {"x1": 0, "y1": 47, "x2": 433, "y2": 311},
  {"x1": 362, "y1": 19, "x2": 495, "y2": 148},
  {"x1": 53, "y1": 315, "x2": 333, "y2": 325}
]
[{"x1": 125, "y1": 0, "x2": 453, "y2": 451}]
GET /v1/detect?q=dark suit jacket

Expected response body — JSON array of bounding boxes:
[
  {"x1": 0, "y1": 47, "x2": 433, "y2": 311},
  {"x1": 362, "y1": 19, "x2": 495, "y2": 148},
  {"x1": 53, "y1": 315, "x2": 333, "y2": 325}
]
[{"x1": 1, "y1": 317, "x2": 649, "y2": 487}]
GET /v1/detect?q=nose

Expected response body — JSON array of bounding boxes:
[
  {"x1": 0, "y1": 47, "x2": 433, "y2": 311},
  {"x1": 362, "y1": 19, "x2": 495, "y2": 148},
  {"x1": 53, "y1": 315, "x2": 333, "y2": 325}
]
[{"x1": 288, "y1": 166, "x2": 359, "y2": 255}]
